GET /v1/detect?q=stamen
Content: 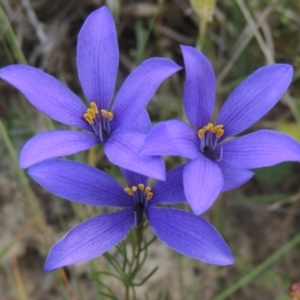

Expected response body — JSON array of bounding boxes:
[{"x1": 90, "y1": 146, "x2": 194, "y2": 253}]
[
  {"x1": 124, "y1": 188, "x2": 133, "y2": 196},
  {"x1": 124, "y1": 183, "x2": 154, "y2": 201},
  {"x1": 198, "y1": 129, "x2": 205, "y2": 138},
  {"x1": 197, "y1": 123, "x2": 213, "y2": 138},
  {"x1": 83, "y1": 113, "x2": 94, "y2": 125},
  {"x1": 138, "y1": 184, "x2": 145, "y2": 191},
  {"x1": 87, "y1": 108, "x2": 96, "y2": 118},
  {"x1": 100, "y1": 109, "x2": 114, "y2": 121},
  {"x1": 212, "y1": 124, "x2": 224, "y2": 132},
  {"x1": 90, "y1": 102, "x2": 98, "y2": 114},
  {"x1": 212, "y1": 124, "x2": 224, "y2": 138},
  {"x1": 107, "y1": 112, "x2": 114, "y2": 121},
  {"x1": 215, "y1": 128, "x2": 224, "y2": 138},
  {"x1": 198, "y1": 123, "x2": 224, "y2": 139},
  {"x1": 83, "y1": 102, "x2": 99, "y2": 124},
  {"x1": 145, "y1": 187, "x2": 151, "y2": 194},
  {"x1": 205, "y1": 123, "x2": 214, "y2": 131},
  {"x1": 146, "y1": 192, "x2": 153, "y2": 200},
  {"x1": 101, "y1": 109, "x2": 108, "y2": 118}
]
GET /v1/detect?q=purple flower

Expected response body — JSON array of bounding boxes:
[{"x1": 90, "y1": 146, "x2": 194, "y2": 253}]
[
  {"x1": 28, "y1": 159, "x2": 234, "y2": 272},
  {"x1": 0, "y1": 6, "x2": 181, "y2": 180},
  {"x1": 141, "y1": 46, "x2": 300, "y2": 215}
]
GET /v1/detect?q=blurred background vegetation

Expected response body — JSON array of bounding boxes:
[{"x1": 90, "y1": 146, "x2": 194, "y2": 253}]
[{"x1": 1, "y1": 0, "x2": 300, "y2": 299}]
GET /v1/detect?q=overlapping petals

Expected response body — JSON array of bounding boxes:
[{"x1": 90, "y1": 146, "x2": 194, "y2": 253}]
[
  {"x1": 125, "y1": 110, "x2": 152, "y2": 133},
  {"x1": 141, "y1": 120, "x2": 199, "y2": 159},
  {"x1": 28, "y1": 159, "x2": 234, "y2": 271},
  {"x1": 0, "y1": 6, "x2": 181, "y2": 180},
  {"x1": 111, "y1": 59, "x2": 182, "y2": 131},
  {"x1": 141, "y1": 45, "x2": 296, "y2": 215},
  {"x1": 217, "y1": 161, "x2": 254, "y2": 192},
  {"x1": 151, "y1": 165, "x2": 185, "y2": 205},
  {"x1": 104, "y1": 130, "x2": 166, "y2": 181},
  {"x1": 183, "y1": 156, "x2": 224, "y2": 215}
]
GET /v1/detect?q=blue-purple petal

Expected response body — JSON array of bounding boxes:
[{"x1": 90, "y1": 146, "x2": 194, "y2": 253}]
[
  {"x1": 104, "y1": 129, "x2": 166, "y2": 180},
  {"x1": 217, "y1": 161, "x2": 254, "y2": 192},
  {"x1": 216, "y1": 64, "x2": 293, "y2": 139},
  {"x1": 0, "y1": 65, "x2": 89, "y2": 130},
  {"x1": 28, "y1": 160, "x2": 132, "y2": 207},
  {"x1": 181, "y1": 45, "x2": 216, "y2": 129},
  {"x1": 111, "y1": 58, "x2": 181, "y2": 131},
  {"x1": 183, "y1": 156, "x2": 224, "y2": 215},
  {"x1": 221, "y1": 129, "x2": 300, "y2": 169},
  {"x1": 141, "y1": 120, "x2": 199, "y2": 160},
  {"x1": 121, "y1": 168, "x2": 148, "y2": 187},
  {"x1": 122, "y1": 110, "x2": 152, "y2": 134},
  {"x1": 151, "y1": 165, "x2": 186, "y2": 205},
  {"x1": 45, "y1": 208, "x2": 134, "y2": 272},
  {"x1": 77, "y1": 6, "x2": 118, "y2": 109},
  {"x1": 20, "y1": 130, "x2": 99, "y2": 169},
  {"x1": 146, "y1": 207, "x2": 234, "y2": 266}
]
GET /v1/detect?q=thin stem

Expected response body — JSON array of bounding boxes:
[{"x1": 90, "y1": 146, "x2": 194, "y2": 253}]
[
  {"x1": 0, "y1": 2, "x2": 27, "y2": 64},
  {"x1": 125, "y1": 218, "x2": 145, "y2": 300},
  {"x1": 134, "y1": 0, "x2": 164, "y2": 65}
]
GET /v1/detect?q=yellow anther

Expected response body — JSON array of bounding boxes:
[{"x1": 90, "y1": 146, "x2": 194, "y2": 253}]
[
  {"x1": 100, "y1": 109, "x2": 114, "y2": 121},
  {"x1": 101, "y1": 109, "x2": 108, "y2": 118},
  {"x1": 87, "y1": 108, "x2": 96, "y2": 118},
  {"x1": 146, "y1": 192, "x2": 153, "y2": 200},
  {"x1": 145, "y1": 187, "x2": 151, "y2": 194},
  {"x1": 84, "y1": 102, "x2": 99, "y2": 124},
  {"x1": 197, "y1": 129, "x2": 205, "y2": 138},
  {"x1": 125, "y1": 183, "x2": 154, "y2": 200},
  {"x1": 215, "y1": 129, "x2": 224, "y2": 138},
  {"x1": 197, "y1": 123, "x2": 213, "y2": 138},
  {"x1": 107, "y1": 112, "x2": 114, "y2": 121},
  {"x1": 138, "y1": 184, "x2": 145, "y2": 191},
  {"x1": 198, "y1": 123, "x2": 225, "y2": 139},
  {"x1": 90, "y1": 102, "x2": 99, "y2": 114},
  {"x1": 83, "y1": 113, "x2": 94, "y2": 125},
  {"x1": 204, "y1": 123, "x2": 213, "y2": 131},
  {"x1": 124, "y1": 188, "x2": 133, "y2": 196},
  {"x1": 213, "y1": 124, "x2": 224, "y2": 131}
]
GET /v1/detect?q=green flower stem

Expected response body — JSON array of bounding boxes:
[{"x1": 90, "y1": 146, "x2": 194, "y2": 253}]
[
  {"x1": 125, "y1": 220, "x2": 145, "y2": 300},
  {"x1": 134, "y1": 0, "x2": 164, "y2": 65},
  {"x1": 0, "y1": 3, "x2": 27, "y2": 64}
]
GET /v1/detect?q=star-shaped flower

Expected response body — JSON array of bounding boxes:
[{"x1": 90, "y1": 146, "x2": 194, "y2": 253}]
[
  {"x1": 141, "y1": 46, "x2": 300, "y2": 214},
  {"x1": 0, "y1": 6, "x2": 181, "y2": 180},
  {"x1": 28, "y1": 159, "x2": 234, "y2": 272}
]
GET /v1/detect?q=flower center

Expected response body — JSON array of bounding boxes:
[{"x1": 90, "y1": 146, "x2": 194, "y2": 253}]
[
  {"x1": 83, "y1": 102, "x2": 113, "y2": 142},
  {"x1": 124, "y1": 183, "x2": 153, "y2": 226},
  {"x1": 197, "y1": 122, "x2": 224, "y2": 161}
]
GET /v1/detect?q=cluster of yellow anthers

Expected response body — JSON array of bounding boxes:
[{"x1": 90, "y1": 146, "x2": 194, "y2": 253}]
[
  {"x1": 124, "y1": 184, "x2": 153, "y2": 200},
  {"x1": 83, "y1": 102, "x2": 114, "y2": 125},
  {"x1": 197, "y1": 123, "x2": 224, "y2": 139}
]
